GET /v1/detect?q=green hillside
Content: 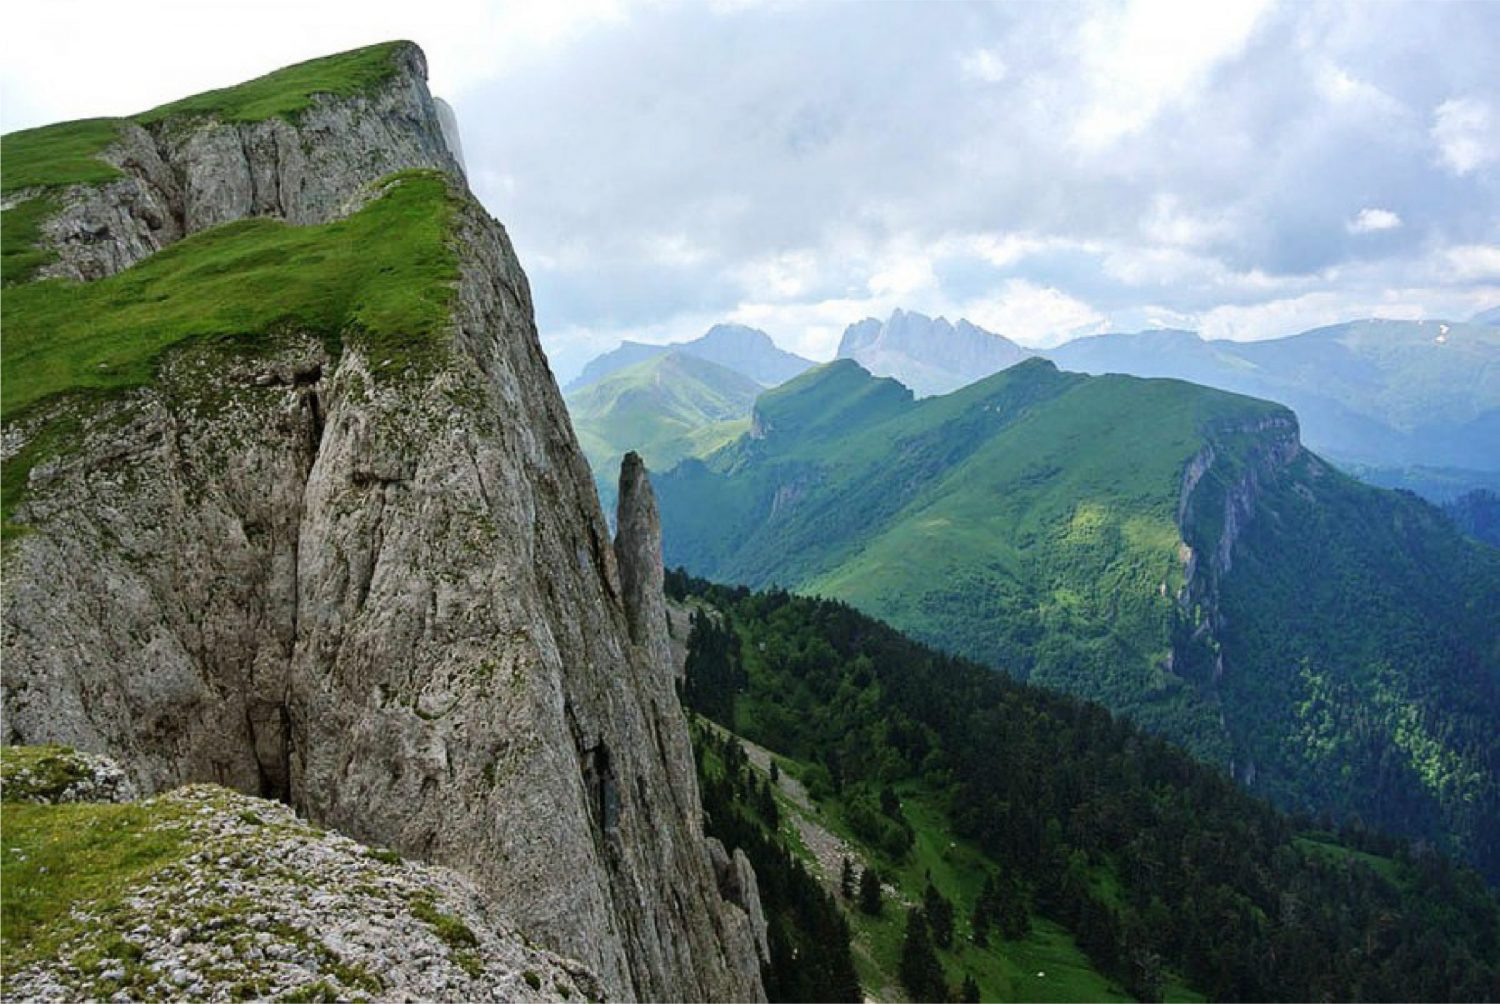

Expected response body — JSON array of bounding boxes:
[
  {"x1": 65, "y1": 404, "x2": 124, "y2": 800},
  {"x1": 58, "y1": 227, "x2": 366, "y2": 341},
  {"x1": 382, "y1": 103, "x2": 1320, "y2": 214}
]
[
  {"x1": 673, "y1": 575, "x2": 1500, "y2": 1001},
  {"x1": 1047, "y1": 320, "x2": 1500, "y2": 475},
  {"x1": 1, "y1": 42, "x2": 411, "y2": 287},
  {"x1": 656, "y1": 358, "x2": 1500, "y2": 878},
  {"x1": 564, "y1": 351, "x2": 758, "y2": 511},
  {"x1": 1, "y1": 171, "x2": 460, "y2": 537}
]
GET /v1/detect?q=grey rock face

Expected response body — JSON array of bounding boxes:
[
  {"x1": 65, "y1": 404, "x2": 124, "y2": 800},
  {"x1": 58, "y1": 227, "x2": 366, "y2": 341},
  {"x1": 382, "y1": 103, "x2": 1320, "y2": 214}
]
[
  {"x1": 433, "y1": 97, "x2": 468, "y2": 175},
  {"x1": 2, "y1": 47, "x2": 763, "y2": 1004},
  {"x1": 836, "y1": 309, "x2": 1032, "y2": 396},
  {"x1": 27, "y1": 42, "x2": 464, "y2": 284},
  {"x1": 1173, "y1": 414, "x2": 1302, "y2": 665}
]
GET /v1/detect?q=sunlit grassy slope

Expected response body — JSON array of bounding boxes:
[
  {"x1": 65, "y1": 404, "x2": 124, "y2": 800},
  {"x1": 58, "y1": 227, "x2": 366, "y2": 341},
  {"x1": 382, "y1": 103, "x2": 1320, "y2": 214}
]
[
  {"x1": 658, "y1": 357, "x2": 1500, "y2": 880},
  {"x1": 565, "y1": 351, "x2": 759, "y2": 512},
  {"x1": 661, "y1": 358, "x2": 1279, "y2": 761},
  {"x1": 0, "y1": 41, "x2": 410, "y2": 285}
]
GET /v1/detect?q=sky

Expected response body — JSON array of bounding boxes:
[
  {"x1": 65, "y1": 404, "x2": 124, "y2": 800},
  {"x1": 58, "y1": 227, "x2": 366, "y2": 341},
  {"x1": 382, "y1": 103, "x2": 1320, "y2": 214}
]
[{"x1": 4, "y1": 0, "x2": 1499, "y2": 382}]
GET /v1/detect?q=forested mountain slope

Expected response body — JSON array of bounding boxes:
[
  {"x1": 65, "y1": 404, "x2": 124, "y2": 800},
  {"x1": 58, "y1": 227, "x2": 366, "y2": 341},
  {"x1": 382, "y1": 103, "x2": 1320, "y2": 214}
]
[
  {"x1": 657, "y1": 358, "x2": 1500, "y2": 879},
  {"x1": 673, "y1": 575, "x2": 1500, "y2": 1002}
]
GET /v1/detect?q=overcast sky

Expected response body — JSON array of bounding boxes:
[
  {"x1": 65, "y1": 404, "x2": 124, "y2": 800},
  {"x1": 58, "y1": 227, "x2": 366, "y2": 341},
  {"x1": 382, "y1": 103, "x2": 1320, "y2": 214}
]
[{"x1": 5, "y1": 0, "x2": 1498, "y2": 381}]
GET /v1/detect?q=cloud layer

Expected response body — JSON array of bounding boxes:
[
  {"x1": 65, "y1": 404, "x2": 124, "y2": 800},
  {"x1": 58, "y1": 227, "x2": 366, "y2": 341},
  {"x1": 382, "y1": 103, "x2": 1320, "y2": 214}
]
[{"x1": 5, "y1": 1, "x2": 1497, "y2": 380}]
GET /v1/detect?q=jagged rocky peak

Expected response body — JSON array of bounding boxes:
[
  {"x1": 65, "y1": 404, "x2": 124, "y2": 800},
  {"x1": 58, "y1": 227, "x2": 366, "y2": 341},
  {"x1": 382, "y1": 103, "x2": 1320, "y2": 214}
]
[
  {"x1": 2, "y1": 42, "x2": 763, "y2": 1003},
  {"x1": 615, "y1": 451, "x2": 668, "y2": 658},
  {"x1": 835, "y1": 308, "x2": 1032, "y2": 396}
]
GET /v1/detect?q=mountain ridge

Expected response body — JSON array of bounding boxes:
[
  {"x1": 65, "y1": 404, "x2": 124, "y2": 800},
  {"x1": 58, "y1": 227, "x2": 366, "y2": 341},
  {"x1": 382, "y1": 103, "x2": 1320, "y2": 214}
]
[
  {"x1": 1046, "y1": 318, "x2": 1500, "y2": 474},
  {"x1": 656, "y1": 357, "x2": 1500, "y2": 878},
  {"x1": 567, "y1": 323, "x2": 815, "y2": 390},
  {"x1": 835, "y1": 309, "x2": 1033, "y2": 397}
]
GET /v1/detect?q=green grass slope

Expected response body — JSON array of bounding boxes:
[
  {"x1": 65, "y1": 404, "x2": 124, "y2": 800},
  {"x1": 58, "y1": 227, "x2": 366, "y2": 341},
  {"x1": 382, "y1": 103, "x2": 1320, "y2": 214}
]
[
  {"x1": 564, "y1": 351, "x2": 760, "y2": 511},
  {"x1": 1, "y1": 41, "x2": 411, "y2": 285},
  {"x1": 657, "y1": 358, "x2": 1500, "y2": 879},
  {"x1": 673, "y1": 577, "x2": 1500, "y2": 1002},
  {"x1": 661, "y1": 359, "x2": 1278, "y2": 760},
  {"x1": 1, "y1": 170, "x2": 459, "y2": 534}
]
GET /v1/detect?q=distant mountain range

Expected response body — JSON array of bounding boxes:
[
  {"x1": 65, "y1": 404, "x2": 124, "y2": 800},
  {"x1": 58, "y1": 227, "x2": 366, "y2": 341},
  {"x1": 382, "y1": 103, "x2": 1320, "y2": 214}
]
[
  {"x1": 563, "y1": 324, "x2": 814, "y2": 511},
  {"x1": 567, "y1": 311, "x2": 1500, "y2": 498},
  {"x1": 1046, "y1": 319, "x2": 1500, "y2": 475},
  {"x1": 565, "y1": 351, "x2": 761, "y2": 512},
  {"x1": 566, "y1": 323, "x2": 815, "y2": 390},
  {"x1": 655, "y1": 358, "x2": 1500, "y2": 878},
  {"x1": 835, "y1": 309, "x2": 1031, "y2": 396}
]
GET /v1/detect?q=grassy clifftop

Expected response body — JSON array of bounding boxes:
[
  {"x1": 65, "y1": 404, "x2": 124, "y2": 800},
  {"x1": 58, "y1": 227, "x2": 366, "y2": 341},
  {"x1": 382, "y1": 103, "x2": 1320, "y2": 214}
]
[
  {"x1": 1, "y1": 41, "x2": 412, "y2": 196},
  {"x1": 2, "y1": 170, "x2": 458, "y2": 418},
  {"x1": 1, "y1": 41, "x2": 416, "y2": 287},
  {"x1": 1, "y1": 169, "x2": 460, "y2": 536}
]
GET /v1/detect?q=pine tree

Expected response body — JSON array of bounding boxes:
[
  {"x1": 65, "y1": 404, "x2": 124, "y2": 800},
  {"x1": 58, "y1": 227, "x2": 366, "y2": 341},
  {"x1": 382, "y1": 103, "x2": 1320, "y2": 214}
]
[
  {"x1": 858, "y1": 866, "x2": 882, "y2": 916},
  {"x1": 924, "y1": 882, "x2": 954, "y2": 949},
  {"x1": 960, "y1": 974, "x2": 981, "y2": 1003},
  {"x1": 840, "y1": 857, "x2": 856, "y2": 900},
  {"x1": 899, "y1": 908, "x2": 947, "y2": 1001}
]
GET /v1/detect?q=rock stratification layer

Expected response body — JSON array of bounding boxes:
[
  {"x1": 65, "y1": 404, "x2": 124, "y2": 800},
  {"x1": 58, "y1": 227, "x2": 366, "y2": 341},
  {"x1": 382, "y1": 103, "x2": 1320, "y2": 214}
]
[{"x1": 1, "y1": 43, "x2": 763, "y2": 1003}]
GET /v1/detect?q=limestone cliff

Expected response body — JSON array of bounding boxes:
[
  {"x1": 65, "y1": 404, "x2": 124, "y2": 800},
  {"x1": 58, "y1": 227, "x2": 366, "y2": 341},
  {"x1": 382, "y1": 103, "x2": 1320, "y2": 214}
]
[
  {"x1": 1175, "y1": 412, "x2": 1303, "y2": 635},
  {"x1": 17, "y1": 42, "x2": 462, "y2": 283},
  {"x1": 1171, "y1": 411, "x2": 1302, "y2": 747},
  {"x1": 1, "y1": 43, "x2": 764, "y2": 1003}
]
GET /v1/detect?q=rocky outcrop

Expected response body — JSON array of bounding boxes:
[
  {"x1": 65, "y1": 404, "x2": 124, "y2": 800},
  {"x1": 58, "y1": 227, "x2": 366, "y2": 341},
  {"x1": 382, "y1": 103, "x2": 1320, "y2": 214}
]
[
  {"x1": 1, "y1": 45, "x2": 764, "y2": 1004},
  {"x1": 1177, "y1": 415, "x2": 1300, "y2": 592},
  {"x1": 3, "y1": 779, "x2": 602, "y2": 1002},
  {"x1": 1173, "y1": 413, "x2": 1302, "y2": 667},
  {"x1": 0, "y1": 745, "x2": 138, "y2": 804},
  {"x1": 434, "y1": 97, "x2": 468, "y2": 175},
  {"x1": 708, "y1": 838, "x2": 771, "y2": 966},
  {"x1": 27, "y1": 42, "x2": 463, "y2": 283}
]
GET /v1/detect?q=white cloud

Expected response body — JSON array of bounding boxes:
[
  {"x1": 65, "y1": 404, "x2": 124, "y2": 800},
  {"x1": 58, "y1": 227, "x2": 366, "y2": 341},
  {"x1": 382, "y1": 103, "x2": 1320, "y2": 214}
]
[
  {"x1": 960, "y1": 280, "x2": 1106, "y2": 348},
  {"x1": 1347, "y1": 208, "x2": 1402, "y2": 233},
  {"x1": 867, "y1": 250, "x2": 939, "y2": 298},
  {"x1": 1431, "y1": 97, "x2": 1500, "y2": 175},
  {"x1": 1314, "y1": 64, "x2": 1404, "y2": 117},
  {"x1": 642, "y1": 232, "x2": 711, "y2": 268},
  {"x1": 733, "y1": 249, "x2": 821, "y2": 300},
  {"x1": 958, "y1": 47, "x2": 1008, "y2": 84},
  {"x1": 0, "y1": 0, "x2": 624, "y2": 131},
  {"x1": 1446, "y1": 245, "x2": 1500, "y2": 282},
  {"x1": 1072, "y1": 0, "x2": 1273, "y2": 149},
  {"x1": 1140, "y1": 194, "x2": 1233, "y2": 249}
]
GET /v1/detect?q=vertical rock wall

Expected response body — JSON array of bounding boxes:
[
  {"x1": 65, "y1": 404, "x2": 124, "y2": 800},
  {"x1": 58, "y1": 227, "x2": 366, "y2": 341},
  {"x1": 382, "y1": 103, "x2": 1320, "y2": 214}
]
[{"x1": 2, "y1": 44, "x2": 764, "y2": 1003}]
